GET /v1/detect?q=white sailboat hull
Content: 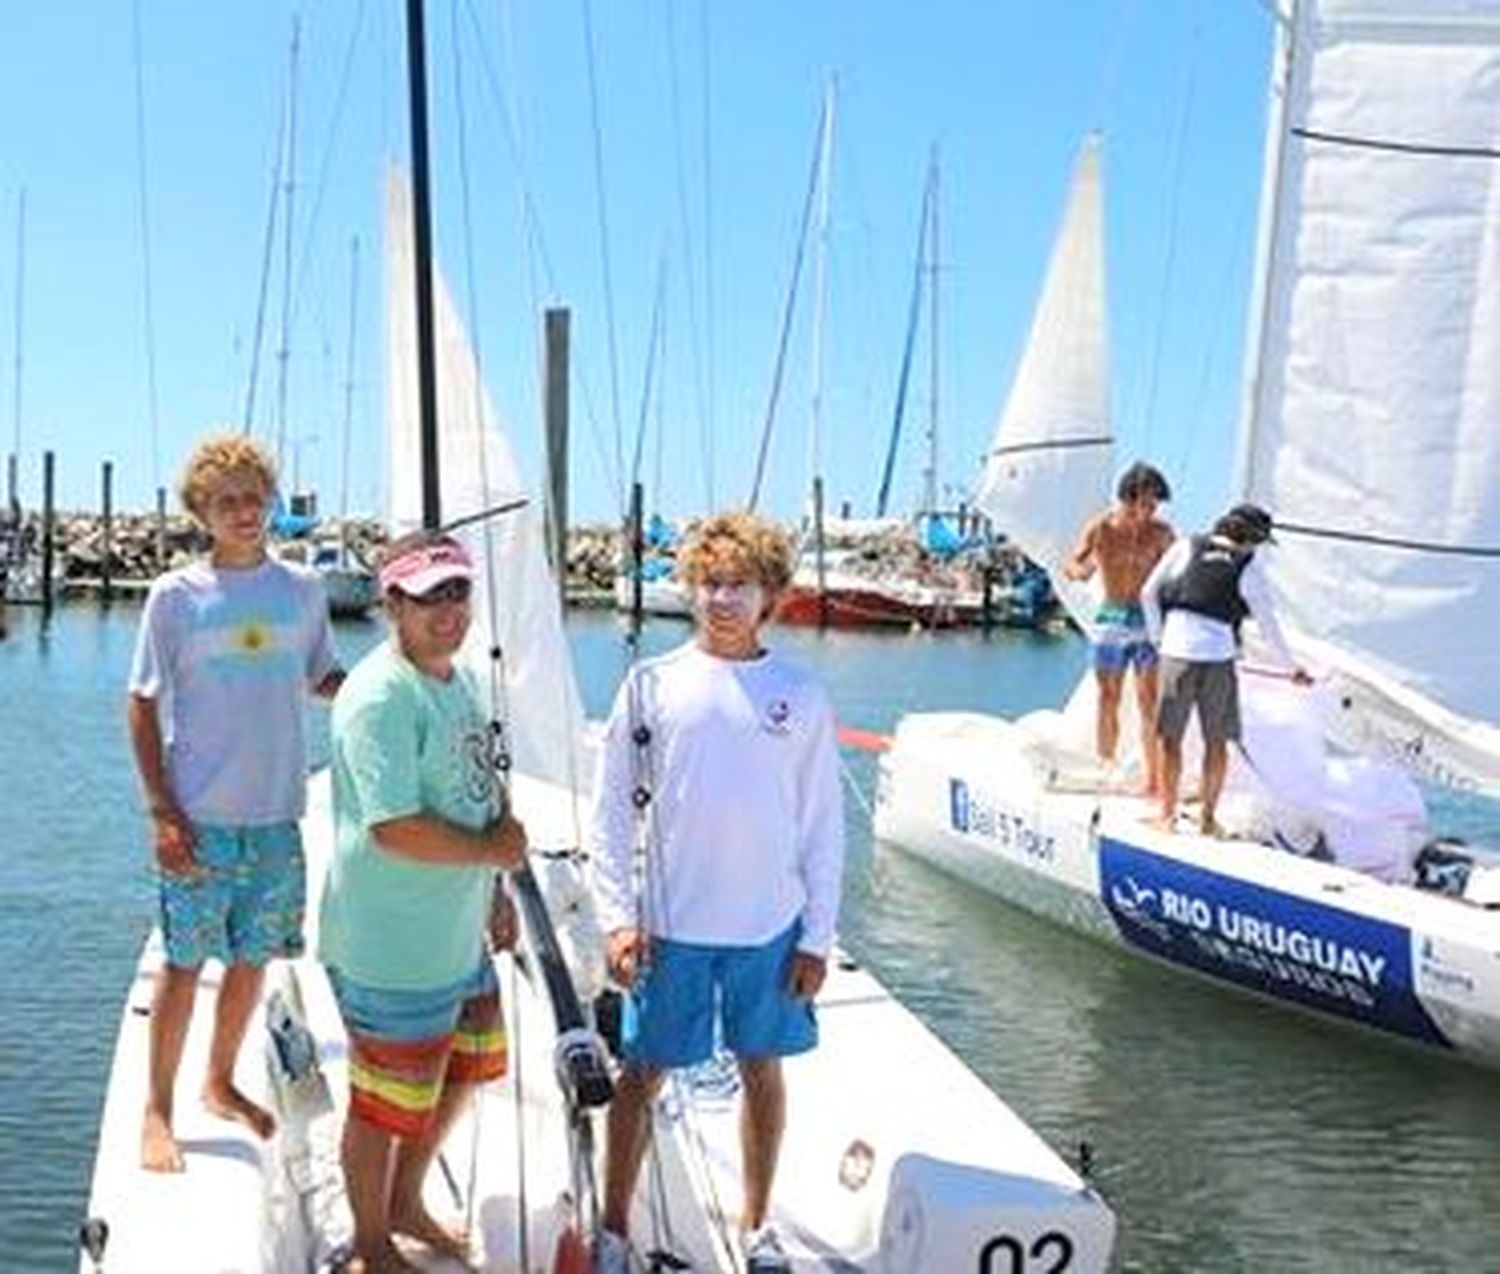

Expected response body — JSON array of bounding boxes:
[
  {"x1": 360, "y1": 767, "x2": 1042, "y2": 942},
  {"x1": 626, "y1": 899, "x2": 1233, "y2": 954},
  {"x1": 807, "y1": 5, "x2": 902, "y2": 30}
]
[
  {"x1": 81, "y1": 766, "x2": 1116, "y2": 1272},
  {"x1": 875, "y1": 712, "x2": 1500, "y2": 1069}
]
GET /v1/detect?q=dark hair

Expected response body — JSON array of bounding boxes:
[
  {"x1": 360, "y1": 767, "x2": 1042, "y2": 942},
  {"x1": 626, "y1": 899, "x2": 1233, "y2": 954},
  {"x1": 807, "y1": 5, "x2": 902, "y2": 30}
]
[
  {"x1": 1216, "y1": 503, "x2": 1275, "y2": 545},
  {"x1": 1116, "y1": 461, "x2": 1171, "y2": 504}
]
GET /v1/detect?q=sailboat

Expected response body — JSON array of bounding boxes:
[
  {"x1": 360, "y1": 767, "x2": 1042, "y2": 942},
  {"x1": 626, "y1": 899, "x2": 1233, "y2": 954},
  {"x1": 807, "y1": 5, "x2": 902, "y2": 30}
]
[
  {"x1": 875, "y1": 0, "x2": 1500, "y2": 1067},
  {"x1": 79, "y1": 13, "x2": 1116, "y2": 1271}
]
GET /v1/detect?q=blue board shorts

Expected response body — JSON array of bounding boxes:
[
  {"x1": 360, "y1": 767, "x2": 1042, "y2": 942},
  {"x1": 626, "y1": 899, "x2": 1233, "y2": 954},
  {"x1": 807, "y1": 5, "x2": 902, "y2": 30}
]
[
  {"x1": 158, "y1": 821, "x2": 305, "y2": 968},
  {"x1": 1092, "y1": 601, "x2": 1159, "y2": 674},
  {"x1": 623, "y1": 921, "x2": 817, "y2": 1068}
]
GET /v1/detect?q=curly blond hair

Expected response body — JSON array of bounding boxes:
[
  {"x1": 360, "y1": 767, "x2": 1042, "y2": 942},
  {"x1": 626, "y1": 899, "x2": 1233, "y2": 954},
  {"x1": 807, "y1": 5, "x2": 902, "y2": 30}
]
[
  {"x1": 677, "y1": 511, "x2": 794, "y2": 594},
  {"x1": 180, "y1": 434, "x2": 277, "y2": 519}
]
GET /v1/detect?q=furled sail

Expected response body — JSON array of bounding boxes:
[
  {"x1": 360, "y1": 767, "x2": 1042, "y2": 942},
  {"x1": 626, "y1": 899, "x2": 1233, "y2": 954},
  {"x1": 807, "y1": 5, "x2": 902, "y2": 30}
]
[
  {"x1": 385, "y1": 169, "x2": 586, "y2": 795},
  {"x1": 975, "y1": 135, "x2": 1113, "y2": 632},
  {"x1": 1236, "y1": 0, "x2": 1500, "y2": 790}
]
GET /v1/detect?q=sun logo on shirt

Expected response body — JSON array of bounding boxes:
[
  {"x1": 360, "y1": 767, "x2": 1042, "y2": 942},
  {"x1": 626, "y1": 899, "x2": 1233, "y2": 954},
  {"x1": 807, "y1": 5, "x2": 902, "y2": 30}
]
[{"x1": 236, "y1": 621, "x2": 273, "y2": 653}]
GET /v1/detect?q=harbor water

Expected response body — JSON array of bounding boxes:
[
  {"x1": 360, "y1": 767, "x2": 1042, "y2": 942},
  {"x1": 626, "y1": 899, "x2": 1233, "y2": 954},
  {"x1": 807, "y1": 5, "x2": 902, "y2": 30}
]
[{"x1": 2, "y1": 602, "x2": 1498, "y2": 1271}]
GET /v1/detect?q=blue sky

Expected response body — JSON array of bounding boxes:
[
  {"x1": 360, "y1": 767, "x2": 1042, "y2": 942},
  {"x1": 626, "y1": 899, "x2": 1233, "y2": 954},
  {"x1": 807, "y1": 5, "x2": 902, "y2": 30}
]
[{"x1": 0, "y1": 1, "x2": 1274, "y2": 533}]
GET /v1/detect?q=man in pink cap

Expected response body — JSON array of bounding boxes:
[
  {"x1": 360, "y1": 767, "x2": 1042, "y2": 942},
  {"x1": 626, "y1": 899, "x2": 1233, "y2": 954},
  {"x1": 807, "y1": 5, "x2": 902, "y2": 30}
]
[{"x1": 319, "y1": 530, "x2": 528, "y2": 1272}]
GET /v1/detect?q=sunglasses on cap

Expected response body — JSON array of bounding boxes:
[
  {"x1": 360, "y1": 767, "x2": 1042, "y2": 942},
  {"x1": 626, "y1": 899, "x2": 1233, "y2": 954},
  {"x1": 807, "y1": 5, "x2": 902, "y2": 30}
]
[{"x1": 399, "y1": 578, "x2": 473, "y2": 607}]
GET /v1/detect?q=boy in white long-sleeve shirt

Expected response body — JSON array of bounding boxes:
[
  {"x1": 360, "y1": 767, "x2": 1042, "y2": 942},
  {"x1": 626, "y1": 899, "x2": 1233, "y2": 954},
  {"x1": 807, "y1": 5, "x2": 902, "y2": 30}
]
[
  {"x1": 591, "y1": 512, "x2": 845, "y2": 1274},
  {"x1": 1141, "y1": 502, "x2": 1310, "y2": 836}
]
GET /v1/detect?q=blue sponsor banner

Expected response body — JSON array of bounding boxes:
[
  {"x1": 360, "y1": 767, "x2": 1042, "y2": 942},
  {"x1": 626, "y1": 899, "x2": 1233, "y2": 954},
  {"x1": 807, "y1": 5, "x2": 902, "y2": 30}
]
[{"x1": 1099, "y1": 837, "x2": 1449, "y2": 1048}]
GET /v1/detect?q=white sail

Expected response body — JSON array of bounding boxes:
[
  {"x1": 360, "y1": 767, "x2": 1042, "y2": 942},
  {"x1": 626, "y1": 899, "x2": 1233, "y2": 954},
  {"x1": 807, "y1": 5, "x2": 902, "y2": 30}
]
[
  {"x1": 385, "y1": 169, "x2": 587, "y2": 798},
  {"x1": 975, "y1": 135, "x2": 1112, "y2": 631},
  {"x1": 1237, "y1": 0, "x2": 1500, "y2": 790}
]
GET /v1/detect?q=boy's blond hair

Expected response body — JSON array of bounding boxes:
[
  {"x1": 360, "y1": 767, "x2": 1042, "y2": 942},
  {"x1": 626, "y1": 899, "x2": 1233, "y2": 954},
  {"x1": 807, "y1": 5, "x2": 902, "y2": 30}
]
[
  {"x1": 180, "y1": 434, "x2": 277, "y2": 519},
  {"x1": 677, "y1": 511, "x2": 794, "y2": 595}
]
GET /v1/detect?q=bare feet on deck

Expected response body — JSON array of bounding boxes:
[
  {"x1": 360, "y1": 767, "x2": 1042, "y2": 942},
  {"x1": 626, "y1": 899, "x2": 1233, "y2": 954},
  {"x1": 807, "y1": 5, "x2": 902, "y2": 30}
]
[
  {"x1": 1199, "y1": 818, "x2": 1228, "y2": 840},
  {"x1": 141, "y1": 1107, "x2": 185, "y2": 1172},
  {"x1": 1141, "y1": 813, "x2": 1177, "y2": 834},
  {"x1": 341, "y1": 1241, "x2": 423, "y2": 1274},
  {"x1": 202, "y1": 1080, "x2": 276, "y2": 1140},
  {"x1": 390, "y1": 1204, "x2": 472, "y2": 1264}
]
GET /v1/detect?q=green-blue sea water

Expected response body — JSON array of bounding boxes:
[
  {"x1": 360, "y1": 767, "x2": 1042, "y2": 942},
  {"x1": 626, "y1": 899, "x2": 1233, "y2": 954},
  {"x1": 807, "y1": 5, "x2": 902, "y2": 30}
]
[{"x1": 2, "y1": 603, "x2": 1498, "y2": 1271}]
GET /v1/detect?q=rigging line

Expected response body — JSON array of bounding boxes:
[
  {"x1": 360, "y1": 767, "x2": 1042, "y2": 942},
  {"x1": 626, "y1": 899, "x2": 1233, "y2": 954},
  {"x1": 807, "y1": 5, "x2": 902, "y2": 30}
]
[
  {"x1": 629, "y1": 255, "x2": 668, "y2": 493},
  {"x1": 1292, "y1": 126, "x2": 1500, "y2": 162},
  {"x1": 988, "y1": 435, "x2": 1113, "y2": 459},
  {"x1": 339, "y1": 237, "x2": 359, "y2": 526},
  {"x1": 242, "y1": 100, "x2": 285, "y2": 436},
  {"x1": 876, "y1": 167, "x2": 930, "y2": 518},
  {"x1": 474, "y1": 0, "x2": 592, "y2": 852},
  {"x1": 581, "y1": 0, "x2": 628, "y2": 516},
  {"x1": 289, "y1": 0, "x2": 369, "y2": 335},
  {"x1": 273, "y1": 17, "x2": 301, "y2": 476},
  {"x1": 747, "y1": 98, "x2": 828, "y2": 513},
  {"x1": 700, "y1": 0, "x2": 717, "y2": 509},
  {"x1": 662, "y1": 0, "x2": 711, "y2": 510},
  {"x1": 130, "y1": 0, "x2": 162, "y2": 489},
  {"x1": 1274, "y1": 521, "x2": 1500, "y2": 559},
  {"x1": 1140, "y1": 2, "x2": 1200, "y2": 457},
  {"x1": 461, "y1": 0, "x2": 618, "y2": 505},
  {"x1": 11, "y1": 190, "x2": 24, "y2": 472}
]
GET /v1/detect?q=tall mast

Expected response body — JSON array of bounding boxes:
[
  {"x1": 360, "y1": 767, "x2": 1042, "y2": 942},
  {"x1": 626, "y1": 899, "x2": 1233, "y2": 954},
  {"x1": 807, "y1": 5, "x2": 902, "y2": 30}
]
[
  {"x1": 403, "y1": 0, "x2": 442, "y2": 528},
  {"x1": 806, "y1": 76, "x2": 836, "y2": 505},
  {"x1": 7, "y1": 189, "x2": 24, "y2": 512},
  {"x1": 922, "y1": 148, "x2": 939, "y2": 518},
  {"x1": 273, "y1": 18, "x2": 300, "y2": 481},
  {"x1": 1233, "y1": 0, "x2": 1298, "y2": 501},
  {"x1": 339, "y1": 236, "x2": 360, "y2": 528}
]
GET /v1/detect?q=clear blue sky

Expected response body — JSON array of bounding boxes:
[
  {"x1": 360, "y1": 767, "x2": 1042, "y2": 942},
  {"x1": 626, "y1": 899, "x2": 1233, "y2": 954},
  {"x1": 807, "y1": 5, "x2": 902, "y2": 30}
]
[{"x1": 0, "y1": 0, "x2": 1274, "y2": 533}]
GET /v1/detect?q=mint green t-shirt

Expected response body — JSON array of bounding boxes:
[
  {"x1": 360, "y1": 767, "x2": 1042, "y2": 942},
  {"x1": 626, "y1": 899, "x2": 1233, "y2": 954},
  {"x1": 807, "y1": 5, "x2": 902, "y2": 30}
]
[{"x1": 318, "y1": 641, "x2": 501, "y2": 990}]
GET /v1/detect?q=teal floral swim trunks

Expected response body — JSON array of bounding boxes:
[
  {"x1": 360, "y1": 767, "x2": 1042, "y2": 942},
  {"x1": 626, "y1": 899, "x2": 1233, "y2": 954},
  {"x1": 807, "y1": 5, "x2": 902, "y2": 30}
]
[{"x1": 158, "y1": 822, "x2": 306, "y2": 968}]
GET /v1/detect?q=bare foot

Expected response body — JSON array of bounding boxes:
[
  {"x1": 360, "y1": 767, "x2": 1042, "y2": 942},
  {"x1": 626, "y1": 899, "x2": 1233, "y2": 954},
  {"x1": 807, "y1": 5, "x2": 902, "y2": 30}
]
[
  {"x1": 342, "y1": 1241, "x2": 422, "y2": 1274},
  {"x1": 1200, "y1": 819, "x2": 1227, "y2": 840},
  {"x1": 391, "y1": 1204, "x2": 472, "y2": 1263},
  {"x1": 202, "y1": 1081, "x2": 276, "y2": 1140},
  {"x1": 1141, "y1": 813, "x2": 1178, "y2": 834},
  {"x1": 141, "y1": 1108, "x2": 185, "y2": 1172}
]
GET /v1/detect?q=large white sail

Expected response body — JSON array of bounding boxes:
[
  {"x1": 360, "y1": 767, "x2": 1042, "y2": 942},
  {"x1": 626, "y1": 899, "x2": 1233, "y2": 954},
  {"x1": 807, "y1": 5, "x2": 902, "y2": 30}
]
[
  {"x1": 975, "y1": 135, "x2": 1112, "y2": 631},
  {"x1": 385, "y1": 169, "x2": 586, "y2": 797},
  {"x1": 1237, "y1": 0, "x2": 1500, "y2": 790}
]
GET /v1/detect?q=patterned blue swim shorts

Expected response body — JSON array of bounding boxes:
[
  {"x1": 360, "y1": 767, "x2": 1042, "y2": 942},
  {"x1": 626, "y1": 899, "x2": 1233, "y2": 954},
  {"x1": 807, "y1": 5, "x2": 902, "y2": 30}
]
[
  {"x1": 158, "y1": 821, "x2": 305, "y2": 968},
  {"x1": 1092, "y1": 601, "x2": 1158, "y2": 674}
]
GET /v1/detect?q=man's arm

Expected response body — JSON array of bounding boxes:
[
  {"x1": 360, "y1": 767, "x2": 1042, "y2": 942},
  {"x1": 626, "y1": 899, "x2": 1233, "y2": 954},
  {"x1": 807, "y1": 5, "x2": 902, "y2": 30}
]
[
  {"x1": 371, "y1": 811, "x2": 526, "y2": 868},
  {"x1": 589, "y1": 676, "x2": 650, "y2": 985},
  {"x1": 1062, "y1": 514, "x2": 1101, "y2": 582},
  {"x1": 1239, "y1": 554, "x2": 1308, "y2": 678},
  {"x1": 791, "y1": 690, "x2": 847, "y2": 999},
  {"x1": 126, "y1": 693, "x2": 198, "y2": 876}
]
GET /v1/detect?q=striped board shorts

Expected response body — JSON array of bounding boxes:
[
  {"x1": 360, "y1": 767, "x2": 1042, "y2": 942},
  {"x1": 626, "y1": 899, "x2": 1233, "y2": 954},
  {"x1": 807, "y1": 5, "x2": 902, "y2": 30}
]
[{"x1": 326, "y1": 959, "x2": 507, "y2": 1137}]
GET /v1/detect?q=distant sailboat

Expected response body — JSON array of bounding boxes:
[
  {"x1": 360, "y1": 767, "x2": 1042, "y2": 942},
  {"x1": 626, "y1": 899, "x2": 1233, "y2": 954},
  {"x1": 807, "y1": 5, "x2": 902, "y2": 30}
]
[{"x1": 877, "y1": 1, "x2": 1500, "y2": 1067}]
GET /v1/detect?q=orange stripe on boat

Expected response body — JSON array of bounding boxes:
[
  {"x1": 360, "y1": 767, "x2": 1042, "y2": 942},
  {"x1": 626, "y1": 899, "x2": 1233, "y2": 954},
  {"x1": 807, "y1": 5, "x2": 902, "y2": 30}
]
[{"x1": 837, "y1": 724, "x2": 891, "y2": 753}]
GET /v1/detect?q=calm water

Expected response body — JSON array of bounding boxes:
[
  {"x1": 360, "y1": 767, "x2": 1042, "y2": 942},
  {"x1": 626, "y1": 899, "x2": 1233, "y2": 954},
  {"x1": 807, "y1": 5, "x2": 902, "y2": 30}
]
[{"x1": 3, "y1": 603, "x2": 1499, "y2": 1271}]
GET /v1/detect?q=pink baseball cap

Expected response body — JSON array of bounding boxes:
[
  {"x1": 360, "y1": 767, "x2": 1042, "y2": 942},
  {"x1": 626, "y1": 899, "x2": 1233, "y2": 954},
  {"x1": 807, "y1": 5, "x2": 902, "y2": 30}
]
[{"x1": 379, "y1": 535, "x2": 475, "y2": 597}]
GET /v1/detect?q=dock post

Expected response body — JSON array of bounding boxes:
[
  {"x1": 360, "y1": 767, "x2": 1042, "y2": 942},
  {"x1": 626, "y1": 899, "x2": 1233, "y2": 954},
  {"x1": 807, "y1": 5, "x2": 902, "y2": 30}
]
[
  {"x1": 813, "y1": 476, "x2": 828, "y2": 630},
  {"x1": 101, "y1": 461, "x2": 114, "y2": 605},
  {"x1": 544, "y1": 307, "x2": 570, "y2": 612},
  {"x1": 981, "y1": 562, "x2": 995, "y2": 632},
  {"x1": 40, "y1": 449, "x2": 54, "y2": 615},
  {"x1": 629, "y1": 481, "x2": 645, "y2": 642},
  {"x1": 155, "y1": 486, "x2": 167, "y2": 573}
]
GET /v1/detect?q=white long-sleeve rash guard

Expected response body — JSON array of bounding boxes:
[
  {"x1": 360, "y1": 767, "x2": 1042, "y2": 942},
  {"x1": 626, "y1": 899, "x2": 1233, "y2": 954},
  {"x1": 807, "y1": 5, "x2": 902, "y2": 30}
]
[{"x1": 589, "y1": 641, "x2": 846, "y2": 957}]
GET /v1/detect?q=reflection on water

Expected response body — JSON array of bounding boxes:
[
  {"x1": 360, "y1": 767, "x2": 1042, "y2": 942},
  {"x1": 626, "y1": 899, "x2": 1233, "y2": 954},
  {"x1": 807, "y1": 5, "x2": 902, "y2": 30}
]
[{"x1": 1, "y1": 605, "x2": 1497, "y2": 1270}]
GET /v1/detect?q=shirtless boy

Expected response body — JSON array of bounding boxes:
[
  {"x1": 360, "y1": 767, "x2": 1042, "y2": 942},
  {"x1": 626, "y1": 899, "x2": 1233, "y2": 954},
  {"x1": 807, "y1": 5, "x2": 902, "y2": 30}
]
[{"x1": 1063, "y1": 461, "x2": 1174, "y2": 793}]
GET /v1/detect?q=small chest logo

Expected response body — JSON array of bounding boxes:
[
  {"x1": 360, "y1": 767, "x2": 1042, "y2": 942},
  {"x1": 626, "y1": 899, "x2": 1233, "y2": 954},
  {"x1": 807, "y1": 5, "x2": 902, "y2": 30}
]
[{"x1": 761, "y1": 698, "x2": 793, "y2": 736}]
